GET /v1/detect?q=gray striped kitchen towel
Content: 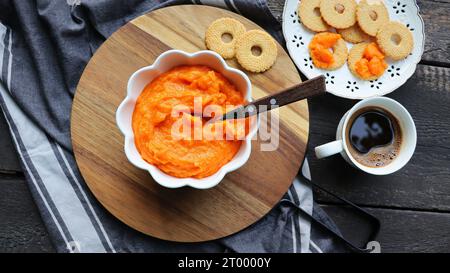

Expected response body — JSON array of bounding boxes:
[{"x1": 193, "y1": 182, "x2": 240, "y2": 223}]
[{"x1": 0, "y1": 0, "x2": 345, "y2": 253}]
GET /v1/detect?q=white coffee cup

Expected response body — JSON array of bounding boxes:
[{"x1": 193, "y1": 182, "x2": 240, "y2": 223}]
[{"x1": 314, "y1": 97, "x2": 416, "y2": 175}]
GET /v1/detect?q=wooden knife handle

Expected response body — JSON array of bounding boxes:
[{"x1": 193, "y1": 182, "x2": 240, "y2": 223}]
[
  {"x1": 218, "y1": 75, "x2": 326, "y2": 120},
  {"x1": 251, "y1": 75, "x2": 326, "y2": 113}
]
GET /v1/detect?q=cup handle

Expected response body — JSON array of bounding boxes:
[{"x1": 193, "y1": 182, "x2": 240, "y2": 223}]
[{"x1": 315, "y1": 140, "x2": 344, "y2": 159}]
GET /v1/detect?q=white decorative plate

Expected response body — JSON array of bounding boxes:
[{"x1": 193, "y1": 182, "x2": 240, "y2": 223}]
[{"x1": 282, "y1": 0, "x2": 425, "y2": 99}]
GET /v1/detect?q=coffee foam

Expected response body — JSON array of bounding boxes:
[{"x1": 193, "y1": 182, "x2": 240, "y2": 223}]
[{"x1": 346, "y1": 107, "x2": 402, "y2": 168}]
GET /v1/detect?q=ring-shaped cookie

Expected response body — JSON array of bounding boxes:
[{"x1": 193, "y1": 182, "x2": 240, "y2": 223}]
[
  {"x1": 298, "y1": 0, "x2": 329, "y2": 32},
  {"x1": 376, "y1": 21, "x2": 414, "y2": 60},
  {"x1": 309, "y1": 33, "x2": 348, "y2": 70},
  {"x1": 356, "y1": 0, "x2": 390, "y2": 36},
  {"x1": 348, "y1": 42, "x2": 379, "y2": 80},
  {"x1": 320, "y1": 0, "x2": 357, "y2": 29},
  {"x1": 205, "y1": 18, "x2": 246, "y2": 59},
  {"x1": 235, "y1": 30, "x2": 278, "y2": 73},
  {"x1": 337, "y1": 24, "x2": 372, "y2": 44}
]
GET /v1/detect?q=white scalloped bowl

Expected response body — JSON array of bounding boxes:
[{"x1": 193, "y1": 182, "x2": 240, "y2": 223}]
[{"x1": 116, "y1": 50, "x2": 258, "y2": 189}]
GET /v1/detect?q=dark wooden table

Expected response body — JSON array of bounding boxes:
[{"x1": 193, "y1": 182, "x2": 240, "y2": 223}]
[{"x1": 1, "y1": 0, "x2": 449, "y2": 252}]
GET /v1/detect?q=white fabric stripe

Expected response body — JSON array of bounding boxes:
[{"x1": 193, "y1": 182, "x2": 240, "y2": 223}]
[
  {"x1": 1, "y1": 90, "x2": 106, "y2": 252},
  {"x1": 287, "y1": 189, "x2": 298, "y2": 253},
  {"x1": 17, "y1": 126, "x2": 106, "y2": 252},
  {"x1": 292, "y1": 185, "x2": 312, "y2": 253},
  {"x1": 0, "y1": 26, "x2": 73, "y2": 250},
  {"x1": 56, "y1": 145, "x2": 116, "y2": 253},
  {"x1": 295, "y1": 206, "x2": 312, "y2": 253},
  {"x1": 6, "y1": 29, "x2": 12, "y2": 90},
  {"x1": 301, "y1": 158, "x2": 312, "y2": 181},
  {"x1": 0, "y1": 85, "x2": 73, "y2": 252},
  {"x1": 293, "y1": 159, "x2": 314, "y2": 253},
  {"x1": 198, "y1": 0, "x2": 228, "y2": 8},
  {"x1": 0, "y1": 24, "x2": 5, "y2": 79},
  {"x1": 287, "y1": 188, "x2": 294, "y2": 202},
  {"x1": 0, "y1": 27, "x2": 106, "y2": 252},
  {"x1": 291, "y1": 217, "x2": 297, "y2": 253},
  {"x1": 310, "y1": 240, "x2": 324, "y2": 253},
  {"x1": 229, "y1": 0, "x2": 242, "y2": 14}
]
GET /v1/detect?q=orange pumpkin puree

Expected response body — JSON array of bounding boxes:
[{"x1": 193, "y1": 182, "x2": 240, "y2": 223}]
[
  {"x1": 355, "y1": 43, "x2": 388, "y2": 79},
  {"x1": 308, "y1": 33, "x2": 341, "y2": 69},
  {"x1": 132, "y1": 65, "x2": 249, "y2": 179}
]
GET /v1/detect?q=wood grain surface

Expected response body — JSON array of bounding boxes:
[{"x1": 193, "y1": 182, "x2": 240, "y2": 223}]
[
  {"x1": 417, "y1": 0, "x2": 450, "y2": 65},
  {"x1": 0, "y1": 113, "x2": 20, "y2": 173},
  {"x1": 1, "y1": 0, "x2": 450, "y2": 252},
  {"x1": 0, "y1": 175, "x2": 53, "y2": 252},
  {"x1": 323, "y1": 205, "x2": 450, "y2": 253},
  {"x1": 71, "y1": 5, "x2": 309, "y2": 242},
  {"x1": 309, "y1": 65, "x2": 450, "y2": 211}
]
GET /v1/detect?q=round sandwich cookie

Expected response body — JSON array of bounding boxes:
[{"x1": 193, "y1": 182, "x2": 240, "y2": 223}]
[
  {"x1": 320, "y1": 0, "x2": 357, "y2": 29},
  {"x1": 298, "y1": 0, "x2": 329, "y2": 32},
  {"x1": 337, "y1": 24, "x2": 372, "y2": 43},
  {"x1": 376, "y1": 21, "x2": 414, "y2": 60},
  {"x1": 356, "y1": 0, "x2": 390, "y2": 36},
  {"x1": 205, "y1": 17, "x2": 246, "y2": 59},
  {"x1": 308, "y1": 32, "x2": 348, "y2": 70},
  {"x1": 235, "y1": 30, "x2": 278, "y2": 73},
  {"x1": 324, "y1": 37, "x2": 348, "y2": 70},
  {"x1": 348, "y1": 42, "x2": 388, "y2": 80},
  {"x1": 348, "y1": 42, "x2": 379, "y2": 80}
]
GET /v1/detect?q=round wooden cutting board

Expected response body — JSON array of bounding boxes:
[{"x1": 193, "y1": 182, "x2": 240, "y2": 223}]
[{"x1": 71, "y1": 5, "x2": 309, "y2": 242}]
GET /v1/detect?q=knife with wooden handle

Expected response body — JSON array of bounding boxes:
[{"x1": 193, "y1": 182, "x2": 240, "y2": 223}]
[{"x1": 215, "y1": 75, "x2": 326, "y2": 121}]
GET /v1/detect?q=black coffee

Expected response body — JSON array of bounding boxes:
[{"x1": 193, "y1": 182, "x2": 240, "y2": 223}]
[
  {"x1": 347, "y1": 107, "x2": 402, "y2": 168},
  {"x1": 349, "y1": 110, "x2": 394, "y2": 153}
]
